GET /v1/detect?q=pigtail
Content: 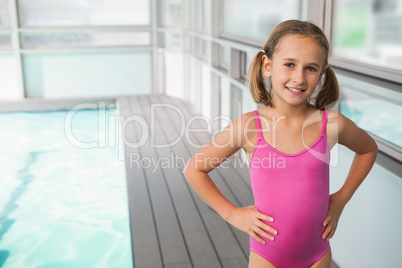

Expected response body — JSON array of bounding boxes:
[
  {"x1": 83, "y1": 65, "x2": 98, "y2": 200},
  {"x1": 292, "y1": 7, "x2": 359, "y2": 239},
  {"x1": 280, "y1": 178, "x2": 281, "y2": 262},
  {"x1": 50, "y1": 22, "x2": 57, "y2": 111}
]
[
  {"x1": 248, "y1": 51, "x2": 273, "y2": 107},
  {"x1": 315, "y1": 66, "x2": 339, "y2": 110}
]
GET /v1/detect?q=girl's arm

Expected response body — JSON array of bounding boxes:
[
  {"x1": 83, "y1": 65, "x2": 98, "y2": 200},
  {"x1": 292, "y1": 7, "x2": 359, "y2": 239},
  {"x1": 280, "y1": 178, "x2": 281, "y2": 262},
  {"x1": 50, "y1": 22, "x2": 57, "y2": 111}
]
[
  {"x1": 322, "y1": 111, "x2": 378, "y2": 241},
  {"x1": 183, "y1": 113, "x2": 277, "y2": 244}
]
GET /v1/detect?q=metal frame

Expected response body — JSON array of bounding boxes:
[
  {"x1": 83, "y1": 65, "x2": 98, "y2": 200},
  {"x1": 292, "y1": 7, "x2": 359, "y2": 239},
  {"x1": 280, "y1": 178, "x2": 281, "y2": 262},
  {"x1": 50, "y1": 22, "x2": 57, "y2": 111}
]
[{"x1": 9, "y1": 0, "x2": 24, "y2": 98}]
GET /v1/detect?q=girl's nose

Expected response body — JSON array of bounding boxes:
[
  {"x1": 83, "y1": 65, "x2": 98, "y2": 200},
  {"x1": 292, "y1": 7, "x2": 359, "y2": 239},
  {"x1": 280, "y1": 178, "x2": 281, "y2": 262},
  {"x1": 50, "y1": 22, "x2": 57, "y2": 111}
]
[{"x1": 292, "y1": 69, "x2": 305, "y2": 84}]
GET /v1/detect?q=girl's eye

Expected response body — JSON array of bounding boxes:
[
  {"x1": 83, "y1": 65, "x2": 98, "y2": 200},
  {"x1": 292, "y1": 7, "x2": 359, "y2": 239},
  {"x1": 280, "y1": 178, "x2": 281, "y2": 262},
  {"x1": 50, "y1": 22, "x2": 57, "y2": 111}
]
[
  {"x1": 285, "y1": 63, "x2": 294, "y2": 68},
  {"x1": 306, "y1": 67, "x2": 317, "y2": 72}
]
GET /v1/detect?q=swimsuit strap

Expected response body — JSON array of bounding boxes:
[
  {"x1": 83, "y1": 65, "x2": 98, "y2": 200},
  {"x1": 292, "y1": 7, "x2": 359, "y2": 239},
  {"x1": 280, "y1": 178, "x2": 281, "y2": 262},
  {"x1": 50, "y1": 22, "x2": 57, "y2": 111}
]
[
  {"x1": 253, "y1": 110, "x2": 264, "y2": 140},
  {"x1": 321, "y1": 109, "x2": 329, "y2": 135}
]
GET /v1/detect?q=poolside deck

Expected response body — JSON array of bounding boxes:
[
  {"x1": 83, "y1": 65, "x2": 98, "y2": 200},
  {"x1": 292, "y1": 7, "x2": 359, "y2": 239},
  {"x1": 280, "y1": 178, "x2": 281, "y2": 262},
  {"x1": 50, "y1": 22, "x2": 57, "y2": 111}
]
[{"x1": 117, "y1": 94, "x2": 252, "y2": 268}]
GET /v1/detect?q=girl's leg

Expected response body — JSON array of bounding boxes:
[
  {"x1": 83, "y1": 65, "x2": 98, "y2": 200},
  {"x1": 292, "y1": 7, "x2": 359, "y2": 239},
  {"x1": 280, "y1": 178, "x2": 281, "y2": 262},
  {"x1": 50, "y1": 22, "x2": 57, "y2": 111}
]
[
  {"x1": 311, "y1": 247, "x2": 332, "y2": 268},
  {"x1": 248, "y1": 252, "x2": 277, "y2": 268}
]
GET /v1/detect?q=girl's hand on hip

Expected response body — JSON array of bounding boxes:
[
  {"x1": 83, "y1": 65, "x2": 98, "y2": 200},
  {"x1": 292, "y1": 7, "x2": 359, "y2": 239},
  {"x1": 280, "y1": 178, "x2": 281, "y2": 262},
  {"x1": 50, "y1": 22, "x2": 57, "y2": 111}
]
[
  {"x1": 322, "y1": 192, "x2": 347, "y2": 241},
  {"x1": 226, "y1": 205, "x2": 277, "y2": 244}
]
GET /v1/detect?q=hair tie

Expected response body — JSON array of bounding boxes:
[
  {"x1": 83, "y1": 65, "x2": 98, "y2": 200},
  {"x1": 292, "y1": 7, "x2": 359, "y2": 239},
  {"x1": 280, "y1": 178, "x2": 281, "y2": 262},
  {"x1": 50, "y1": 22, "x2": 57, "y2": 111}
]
[{"x1": 260, "y1": 49, "x2": 266, "y2": 54}]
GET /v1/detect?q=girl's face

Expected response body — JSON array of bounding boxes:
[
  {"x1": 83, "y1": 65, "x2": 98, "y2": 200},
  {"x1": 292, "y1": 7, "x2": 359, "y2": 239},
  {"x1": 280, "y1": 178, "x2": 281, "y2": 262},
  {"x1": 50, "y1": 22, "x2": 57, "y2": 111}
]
[{"x1": 262, "y1": 34, "x2": 327, "y2": 108}]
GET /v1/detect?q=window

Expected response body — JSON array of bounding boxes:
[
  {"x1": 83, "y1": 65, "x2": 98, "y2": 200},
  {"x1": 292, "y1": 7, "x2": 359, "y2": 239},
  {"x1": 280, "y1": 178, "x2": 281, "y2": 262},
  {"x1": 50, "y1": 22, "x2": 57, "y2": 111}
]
[
  {"x1": 239, "y1": 51, "x2": 248, "y2": 81},
  {"x1": 18, "y1": 0, "x2": 150, "y2": 26},
  {"x1": 4, "y1": 0, "x2": 153, "y2": 100},
  {"x1": 332, "y1": 0, "x2": 402, "y2": 82},
  {"x1": 0, "y1": 34, "x2": 12, "y2": 48},
  {"x1": 161, "y1": 0, "x2": 182, "y2": 27},
  {"x1": 159, "y1": 32, "x2": 182, "y2": 48},
  {"x1": 337, "y1": 72, "x2": 402, "y2": 161},
  {"x1": 211, "y1": 42, "x2": 229, "y2": 71},
  {"x1": 0, "y1": 0, "x2": 10, "y2": 27},
  {"x1": 230, "y1": 48, "x2": 254, "y2": 82},
  {"x1": 221, "y1": 0, "x2": 302, "y2": 43},
  {"x1": 230, "y1": 84, "x2": 243, "y2": 119},
  {"x1": 23, "y1": 52, "x2": 152, "y2": 98},
  {"x1": 194, "y1": 0, "x2": 207, "y2": 32},
  {"x1": 194, "y1": 37, "x2": 207, "y2": 61},
  {"x1": 183, "y1": 34, "x2": 192, "y2": 52}
]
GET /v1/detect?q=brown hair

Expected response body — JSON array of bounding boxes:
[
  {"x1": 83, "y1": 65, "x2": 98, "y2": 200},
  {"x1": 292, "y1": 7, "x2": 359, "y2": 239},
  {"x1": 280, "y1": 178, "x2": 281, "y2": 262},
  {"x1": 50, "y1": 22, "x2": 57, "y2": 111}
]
[{"x1": 248, "y1": 20, "x2": 339, "y2": 110}]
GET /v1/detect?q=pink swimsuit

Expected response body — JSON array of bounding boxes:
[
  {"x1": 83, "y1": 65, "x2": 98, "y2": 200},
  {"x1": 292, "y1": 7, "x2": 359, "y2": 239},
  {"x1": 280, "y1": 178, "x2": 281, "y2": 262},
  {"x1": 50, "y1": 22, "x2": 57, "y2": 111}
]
[{"x1": 249, "y1": 109, "x2": 330, "y2": 268}]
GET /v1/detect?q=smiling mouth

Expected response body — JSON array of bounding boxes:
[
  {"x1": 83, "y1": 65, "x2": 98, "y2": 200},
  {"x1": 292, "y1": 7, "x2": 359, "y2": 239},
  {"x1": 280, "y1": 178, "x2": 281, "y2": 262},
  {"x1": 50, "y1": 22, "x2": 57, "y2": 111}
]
[{"x1": 286, "y1": 87, "x2": 306, "y2": 93}]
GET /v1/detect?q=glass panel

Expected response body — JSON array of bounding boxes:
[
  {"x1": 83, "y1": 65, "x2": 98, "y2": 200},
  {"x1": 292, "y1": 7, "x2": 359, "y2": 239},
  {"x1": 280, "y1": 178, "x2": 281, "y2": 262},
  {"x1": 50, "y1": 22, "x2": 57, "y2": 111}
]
[
  {"x1": 23, "y1": 52, "x2": 151, "y2": 98},
  {"x1": 222, "y1": 46, "x2": 230, "y2": 68},
  {"x1": 162, "y1": 0, "x2": 182, "y2": 27},
  {"x1": 195, "y1": 37, "x2": 207, "y2": 60},
  {"x1": 163, "y1": 32, "x2": 182, "y2": 48},
  {"x1": 333, "y1": 0, "x2": 402, "y2": 72},
  {"x1": 201, "y1": 65, "x2": 211, "y2": 118},
  {"x1": 201, "y1": 39, "x2": 207, "y2": 55},
  {"x1": 214, "y1": 44, "x2": 229, "y2": 70},
  {"x1": 165, "y1": 52, "x2": 184, "y2": 99},
  {"x1": 222, "y1": 0, "x2": 301, "y2": 42},
  {"x1": 245, "y1": 51, "x2": 255, "y2": 75},
  {"x1": 340, "y1": 86, "x2": 402, "y2": 150},
  {"x1": 190, "y1": 57, "x2": 196, "y2": 104},
  {"x1": 0, "y1": 0, "x2": 11, "y2": 27},
  {"x1": 196, "y1": 0, "x2": 207, "y2": 31},
  {"x1": 18, "y1": 0, "x2": 150, "y2": 26},
  {"x1": 0, "y1": 54, "x2": 20, "y2": 100},
  {"x1": 230, "y1": 84, "x2": 242, "y2": 119},
  {"x1": 187, "y1": 0, "x2": 194, "y2": 29},
  {"x1": 21, "y1": 32, "x2": 151, "y2": 48},
  {"x1": 239, "y1": 51, "x2": 247, "y2": 81},
  {"x1": 183, "y1": 34, "x2": 192, "y2": 51},
  {"x1": 0, "y1": 34, "x2": 12, "y2": 48},
  {"x1": 242, "y1": 86, "x2": 257, "y2": 114},
  {"x1": 220, "y1": 77, "x2": 230, "y2": 128}
]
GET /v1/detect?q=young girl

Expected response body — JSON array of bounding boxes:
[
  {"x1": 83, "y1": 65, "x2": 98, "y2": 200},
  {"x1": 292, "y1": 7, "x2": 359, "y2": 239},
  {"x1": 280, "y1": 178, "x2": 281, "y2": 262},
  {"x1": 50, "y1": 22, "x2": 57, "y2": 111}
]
[{"x1": 183, "y1": 20, "x2": 378, "y2": 268}]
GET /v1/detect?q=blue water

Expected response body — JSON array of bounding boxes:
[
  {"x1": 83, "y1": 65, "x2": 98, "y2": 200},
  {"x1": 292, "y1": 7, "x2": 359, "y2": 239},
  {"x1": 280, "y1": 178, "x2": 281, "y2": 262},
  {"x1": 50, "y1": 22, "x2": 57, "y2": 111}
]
[
  {"x1": 340, "y1": 87, "x2": 402, "y2": 149},
  {"x1": 0, "y1": 109, "x2": 132, "y2": 268}
]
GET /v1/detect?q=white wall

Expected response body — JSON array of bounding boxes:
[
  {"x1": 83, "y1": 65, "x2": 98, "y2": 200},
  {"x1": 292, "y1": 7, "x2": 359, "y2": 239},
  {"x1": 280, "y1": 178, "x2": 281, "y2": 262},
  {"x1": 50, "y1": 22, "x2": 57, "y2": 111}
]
[{"x1": 329, "y1": 146, "x2": 402, "y2": 267}]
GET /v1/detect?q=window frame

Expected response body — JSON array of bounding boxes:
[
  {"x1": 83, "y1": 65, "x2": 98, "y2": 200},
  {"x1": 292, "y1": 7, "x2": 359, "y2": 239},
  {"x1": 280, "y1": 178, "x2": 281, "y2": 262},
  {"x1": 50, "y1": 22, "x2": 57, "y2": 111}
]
[
  {"x1": 9, "y1": 0, "x2": 155, "y2": 98},
  {"x1": 334, "y1": 66, "x2": 402, "y2": 162},
  {"x1": 325, "y1": 0, "x2": 402, "y2": 84}
]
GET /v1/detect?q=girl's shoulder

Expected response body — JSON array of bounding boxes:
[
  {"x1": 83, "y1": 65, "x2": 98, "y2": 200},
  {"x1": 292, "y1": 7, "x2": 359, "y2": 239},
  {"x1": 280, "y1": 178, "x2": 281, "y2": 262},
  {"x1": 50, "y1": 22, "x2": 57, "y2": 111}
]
[
  {"x1": 325, "y1": 109, "x2": 362, "y2": 147},
  {"x1": 326, "y1": 109, "x2": 350, "y2": 131},
  {"x1": 326, "y1": 109, "x2": 377, "y2": 154},
  {"x1": 241, "y1": 106, "x2": 276, "y2": 129},
  {"x1": 232, "y1": 110, "x2": 259, "y2": 135}
]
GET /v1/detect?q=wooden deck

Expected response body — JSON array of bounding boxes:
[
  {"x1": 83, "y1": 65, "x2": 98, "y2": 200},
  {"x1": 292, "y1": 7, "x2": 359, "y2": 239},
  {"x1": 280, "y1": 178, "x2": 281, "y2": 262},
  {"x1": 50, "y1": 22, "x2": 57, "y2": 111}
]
[{"x1": 117, "y1": 94, "x2": 253, "y2": 268}]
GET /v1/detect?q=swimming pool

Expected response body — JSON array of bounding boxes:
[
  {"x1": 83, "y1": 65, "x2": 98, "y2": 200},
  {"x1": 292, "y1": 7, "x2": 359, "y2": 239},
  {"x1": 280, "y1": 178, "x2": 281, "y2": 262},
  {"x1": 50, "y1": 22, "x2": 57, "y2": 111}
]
[{"x1": 0, "y1": 108, "x2": 133, "y2": 267}]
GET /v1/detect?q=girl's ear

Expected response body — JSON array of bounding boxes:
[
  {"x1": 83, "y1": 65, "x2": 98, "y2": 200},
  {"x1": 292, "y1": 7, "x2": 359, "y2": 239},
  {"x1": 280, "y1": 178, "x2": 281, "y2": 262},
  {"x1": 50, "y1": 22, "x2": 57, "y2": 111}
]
[
  {"x1": 262, "y1": 55, "x2": 272, "y2": 78},
  {"x1": 321, "y1": 66, "x2": 327, "y2": 77}
]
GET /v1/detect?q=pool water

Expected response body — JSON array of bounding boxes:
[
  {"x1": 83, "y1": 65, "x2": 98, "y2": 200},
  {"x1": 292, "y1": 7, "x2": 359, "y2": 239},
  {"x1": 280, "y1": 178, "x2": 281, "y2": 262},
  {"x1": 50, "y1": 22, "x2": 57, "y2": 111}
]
[{"x1": 0, "y1": 109, "x2": 132, "y2": 268}]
